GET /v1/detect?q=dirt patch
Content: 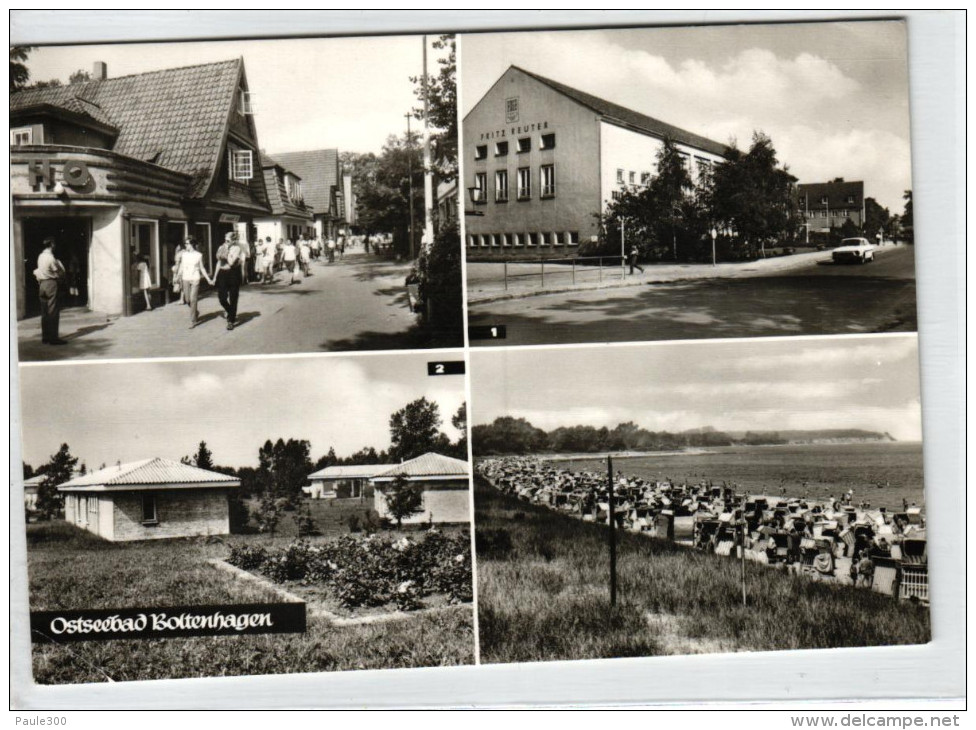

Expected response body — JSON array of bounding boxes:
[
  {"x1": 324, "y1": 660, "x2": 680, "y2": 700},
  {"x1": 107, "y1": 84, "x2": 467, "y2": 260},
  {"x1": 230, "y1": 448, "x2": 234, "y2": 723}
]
[{"x1": 644, "y1": 612, "x2": 739, "y2": 655}]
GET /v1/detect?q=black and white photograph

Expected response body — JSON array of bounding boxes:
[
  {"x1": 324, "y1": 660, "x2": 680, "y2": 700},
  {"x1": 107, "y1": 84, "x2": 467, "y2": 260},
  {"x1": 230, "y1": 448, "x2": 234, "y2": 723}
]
[
  {"x1": 18, "y1": 352, "x2": 474, "y2": 683},
  {"x1": 469, "y1": 335, "x2": 929, "y2": 664},
  {"x1": 11, "y1": 33, "x2": 462, "y2": 361},
  {"x1": 461, "y1": 22, "x2": 918, "y2": 347}
]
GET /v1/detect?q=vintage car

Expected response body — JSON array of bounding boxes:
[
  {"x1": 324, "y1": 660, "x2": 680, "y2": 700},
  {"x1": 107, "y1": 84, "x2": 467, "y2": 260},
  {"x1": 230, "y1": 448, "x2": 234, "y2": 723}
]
[{"x1": 832, "y1": 237, "x2": 876, "y2": 264}]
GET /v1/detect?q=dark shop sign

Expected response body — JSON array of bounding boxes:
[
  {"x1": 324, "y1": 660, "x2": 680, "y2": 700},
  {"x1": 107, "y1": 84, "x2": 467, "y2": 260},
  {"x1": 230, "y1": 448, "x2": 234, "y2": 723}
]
[
  {"x1": 30, "y1": 602, "x2": 306, "y2": 643},
  {"x1": 28, "y1": 158, "x2": 93, "y2": 190}
]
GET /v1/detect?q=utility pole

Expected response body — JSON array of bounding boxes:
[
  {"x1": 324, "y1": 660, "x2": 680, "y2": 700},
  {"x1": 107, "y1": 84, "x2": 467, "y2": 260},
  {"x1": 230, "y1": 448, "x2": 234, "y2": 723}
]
[
  {"x1": 620, "y1": 218, "x2": 626, "y2": 274},
  {"x1": 422, "y1": 35, "x2": 434, "y2": 251},
  {"x1": 405, "y1": 112, "x2": 415, "y2": 259},
  {"x1": 607, "y1": 455, "x2": 617, "y2": 607}
]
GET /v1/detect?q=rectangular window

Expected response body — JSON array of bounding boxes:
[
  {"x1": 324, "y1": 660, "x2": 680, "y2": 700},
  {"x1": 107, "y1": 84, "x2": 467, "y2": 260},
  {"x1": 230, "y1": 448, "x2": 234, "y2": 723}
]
[
  {"x1": 501, "y1": 233, "x2": 510, "y2": 247},
  {"x1": 611, "y1": 190, "x2": 621, "y2": 201},
  {"x1": 475, "y1": 145, "x2": 488, "y2": 161},
  {"x1": 479, "y1": 234, "x2": 488, "y2": 247},
  {"x1": 473, "y1": 172, "x2": 487, "y2": 203},
  {"x1": 567, "y1": 231, "x2": 580, "y2": 246},
  {"x1": 10, "y1": 127, "x2": 33, "y2": 145},
  {"x1": 846, "y1": 195, "x2": 855, "y2": 204},
  {"x1": 517, "y1": 167, "x2": 531, "y2": 199},
  {"x1": 467, "y1": 235, "x2": 476, "y2": 247},
  {"x1": 526, "y1": 232, "x2": 536, "y2": 247},
  {"x1": 629, "y1": 171, "x2": 636, "y2": 184},
  {"x1": 229, "y1": 148, "x2": 254, "y2": 181},
  {"x1": 517, "y1": 137, "x2": 531, "y2": 154},
  {"x1": 142, "y1": 493, "x2": 158, "y2": 524},
  {"x1": 540, "y1": 133, "x2": 556, "y2": 150},
  {"x1": 495, "y1": 141, "x2": 509, "y2": 157},
  {"x1": 495, "y1": 170, "x2": 509, "y2": 202},
  {"x1": 239, "y1": 90, "x2": 255, "y2": 115},
  {"x1": 490, "y1": 233, "x2": 499, "y2": 247},
  {"x1": 616, "y1": 168, "x2": 624, "y2": 184},
  {"x1": 513, "y1": 232, "x2": 523, "y2": 247},
  {"x1": 679, "y1": 152, "x2": 690, "y2": 169},
  {"x1": 541, "y1": 164, "x2": 555, "y2": 198},
  {"x1": 550, "y1": 232, "x2": 562, "y2": 247},
  {"x1": 640, "y1": 171, "x2": 651, "y2": 185},
  {"x1": 820, "y1": 196, "x2": 829, "y2": 205}
]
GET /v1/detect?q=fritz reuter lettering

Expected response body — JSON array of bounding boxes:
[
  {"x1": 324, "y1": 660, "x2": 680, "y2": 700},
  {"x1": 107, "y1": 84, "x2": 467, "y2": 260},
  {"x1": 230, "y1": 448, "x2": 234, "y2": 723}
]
[
  {"x1": 27, "y1": 157, "x2": 93, "y2": 191},
  {"x1": 480, "y1": 121, "x2": 549, "y2": 141}
]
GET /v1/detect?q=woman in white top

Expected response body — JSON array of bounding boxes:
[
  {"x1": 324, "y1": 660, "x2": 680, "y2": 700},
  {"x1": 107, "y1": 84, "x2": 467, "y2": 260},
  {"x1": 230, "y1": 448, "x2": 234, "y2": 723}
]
[
  {"x1": 282, "y1": 239, "x2": 299, "y2": 285},
  {"x1": 136, "y1": 255, "x2": 153, "y2": 311},
  {"x1": 178, "y1": 238, "x2": 214, "y2": 328}
]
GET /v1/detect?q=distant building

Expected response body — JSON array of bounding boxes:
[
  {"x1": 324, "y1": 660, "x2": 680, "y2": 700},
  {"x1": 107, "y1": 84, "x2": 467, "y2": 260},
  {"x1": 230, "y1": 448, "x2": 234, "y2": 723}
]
[
  {"x1": 303, "y1": 463, "x2": 389, "y2": 500},
  {"x1": 463, "y1": 65, "x2": 727, "y2": 261},
  {"x1": 58, "y1": 458, "x2": 239, "y2": 542},
  {"x1": 437, "y1": 179, "x2": 458, "y2": 228},
  {"x1": 268, "y1": 149, "x2": 345, "y2": 239},
  {"x1": 371, "y1": 452, "x2": 470, "y2": 524},
  {"x1": 797, "y1": 180, "x2": 865, "y2": 233},
  {"x1": 10, "y1": 59, "x2": 272, "y2": 318},
  {"x1": 254, "y1": 152, "x2": 316, "y2": 242}
]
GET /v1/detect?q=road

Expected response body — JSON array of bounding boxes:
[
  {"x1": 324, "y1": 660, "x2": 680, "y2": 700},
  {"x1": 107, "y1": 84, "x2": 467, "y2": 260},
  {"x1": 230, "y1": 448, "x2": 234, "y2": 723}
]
[
  {"x1": 18, "y1": 252, "x2": 455, "y2": 362},
  {"x1": 468, "y1": 245, "x2": 918, "y2": 347}
]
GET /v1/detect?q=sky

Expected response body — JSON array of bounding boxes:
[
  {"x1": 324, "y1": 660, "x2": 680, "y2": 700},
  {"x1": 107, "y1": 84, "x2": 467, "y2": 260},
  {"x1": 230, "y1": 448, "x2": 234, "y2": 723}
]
[
  {"x1": 470, "y1": 335, "x2": 922, "y2": 441},
  {"x1": 24, "y1": 34, "x2": 448, "y2": 156},
  {"x1": 18, "y1": 353, "x2": 466, "y2": 469},
  {"x1": 461, "y1": 21, "x2": 912, "y2": 213}
]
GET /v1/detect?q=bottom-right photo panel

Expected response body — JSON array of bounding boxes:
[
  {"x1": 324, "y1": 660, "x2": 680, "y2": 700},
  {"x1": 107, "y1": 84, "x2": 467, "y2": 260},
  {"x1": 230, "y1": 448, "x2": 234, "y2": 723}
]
[{"x1": 469, "y1": 334, "x2": 929, "y2": 664}]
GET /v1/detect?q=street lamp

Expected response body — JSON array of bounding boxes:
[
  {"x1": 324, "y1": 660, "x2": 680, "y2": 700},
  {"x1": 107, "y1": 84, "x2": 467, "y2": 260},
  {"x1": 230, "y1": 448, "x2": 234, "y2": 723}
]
[
  {"x1": 465, "y1": 186, "x2": 485, "y2": 217},
  {"x1": 710, "y1": 227, "x2": 718, "y2": 266}
]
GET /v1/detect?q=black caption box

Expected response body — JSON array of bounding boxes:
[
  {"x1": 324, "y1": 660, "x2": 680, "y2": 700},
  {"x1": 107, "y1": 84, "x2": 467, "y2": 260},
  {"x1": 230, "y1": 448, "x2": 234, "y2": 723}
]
[
  {"x1": 469, "y1": 325, "x2": 506, "y2": 340},
  {"x1": 428, "y1": 361, "x2": 465, "y2": 376}
]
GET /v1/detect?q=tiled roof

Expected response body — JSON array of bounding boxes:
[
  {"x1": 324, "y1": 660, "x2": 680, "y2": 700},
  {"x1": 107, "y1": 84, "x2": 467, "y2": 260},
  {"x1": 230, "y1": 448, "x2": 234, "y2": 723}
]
[
  {"x1": 269, "y1": 149, "x2": 339, "y2": 217},
  {"x1": 510, "y1": 66, "x2": 728, "y2": 157},
  {"x1": 11, "y1": 59, "x2": 245, "y2": 198},
  {"x1": 374, "y1": 453, "x2": 470, "y2": 480},
  {"x1": 259, "y1": 152, "x2": 314, "y2": 219},
  {"x1": 308, "y1": 464, "x2": 391, "y2": 480},
  {"x1": 796, "y1": 181, "x2": 865, "y2": 208},
  {"x1": 58, "y1": 458, "x2": 238, "y2": 489}
]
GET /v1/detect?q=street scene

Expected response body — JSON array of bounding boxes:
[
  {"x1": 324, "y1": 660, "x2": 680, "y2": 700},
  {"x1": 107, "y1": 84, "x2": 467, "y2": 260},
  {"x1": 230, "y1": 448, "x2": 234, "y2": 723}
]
[
  {"x1": 11, "y1": 34, "x2": 462, "y2": 361},
  {"x1": 461, "y1": 23, "x2": 916, "y2": 346}
]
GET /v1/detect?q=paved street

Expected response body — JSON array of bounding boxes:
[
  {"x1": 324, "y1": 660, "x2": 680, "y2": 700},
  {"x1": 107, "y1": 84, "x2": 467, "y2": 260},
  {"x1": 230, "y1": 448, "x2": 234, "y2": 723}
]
[
  {"x1": 17, "y1": 252, "x2": 443, "y2": 362},
  {"x1": 468, "y1": 245, "x2": 918, "y2": 347}
]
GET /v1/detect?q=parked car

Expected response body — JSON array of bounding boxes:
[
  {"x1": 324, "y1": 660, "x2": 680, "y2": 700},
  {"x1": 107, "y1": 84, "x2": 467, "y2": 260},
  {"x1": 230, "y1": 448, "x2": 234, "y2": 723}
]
[{"x1": 832, "y1": 237, "x2": 876, "y2": 264}]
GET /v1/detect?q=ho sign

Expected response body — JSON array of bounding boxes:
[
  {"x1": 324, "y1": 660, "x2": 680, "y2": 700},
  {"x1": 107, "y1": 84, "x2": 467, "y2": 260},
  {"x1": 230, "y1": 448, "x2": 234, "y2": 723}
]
[{"x1": 28, "y1": 158, "x2": 93, "y2": 191}]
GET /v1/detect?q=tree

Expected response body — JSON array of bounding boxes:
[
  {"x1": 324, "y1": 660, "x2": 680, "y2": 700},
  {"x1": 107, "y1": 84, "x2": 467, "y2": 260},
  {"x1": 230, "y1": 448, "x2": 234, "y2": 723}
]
[
  {"x1": 291, "y1": 501, "x2": 318, "y2": 538},
  {"x1": 255, "y1": 438, "x2": 313, "y2": 505},
  {"x1": 901, "y1": 190, "x2": 914, "y2": 244},
  {"x1": 389, "y1": 397, "x2": 442, "y2": 462},
  {"x1": 193, "y1": 441, "x2": 214, "y2": 471},
  {"x1": 252, "y1": 491, "x2": 283, "y2": 537},
  {"x1": 35, "y1": 444, "x2": 78, "y2": 520},
  {"x1": 410, "y1": 34, "x2": 457, "y2": 182},
  {"x1": 451, "y1": 403, "x2": 468, "y2": 459},
  {"x1": 414, "y1": 219, "x2": 463, "y2": 344},
  {"x1": 10, "y1": 46, "x2": 33, "y2": 92},
  {"x1": 382, "y1": 473, "x2": 424, "y2": 528},
  {"x1": 864, "y1": 197, "x2": 891, "y2": 240},
  {"x1": 68, "y1": 69, "x2": 91, "y2": 85}
]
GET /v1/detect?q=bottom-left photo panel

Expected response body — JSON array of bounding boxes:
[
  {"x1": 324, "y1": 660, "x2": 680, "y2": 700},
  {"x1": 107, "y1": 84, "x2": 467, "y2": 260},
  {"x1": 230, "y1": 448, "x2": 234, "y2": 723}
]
[{"x1": 16, "y1": 351, "x2": 474, "y2": 684}]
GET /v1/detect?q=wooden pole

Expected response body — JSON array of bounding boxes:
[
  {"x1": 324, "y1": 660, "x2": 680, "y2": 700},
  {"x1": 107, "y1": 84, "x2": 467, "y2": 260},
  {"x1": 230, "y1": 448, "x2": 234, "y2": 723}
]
[
  {"x1": 740, "y1": 519, "x2": 747, "y2": 607},
  {"x1": 607, "y1": 455, "x2": 617, "y2": 607}
]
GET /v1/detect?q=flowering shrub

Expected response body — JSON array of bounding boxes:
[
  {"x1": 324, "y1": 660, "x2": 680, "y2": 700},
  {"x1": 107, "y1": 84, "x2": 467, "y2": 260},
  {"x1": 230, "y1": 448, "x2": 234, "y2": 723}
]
[{"x1": 227, "y1": 530, "x2": 472, "y2": 610}]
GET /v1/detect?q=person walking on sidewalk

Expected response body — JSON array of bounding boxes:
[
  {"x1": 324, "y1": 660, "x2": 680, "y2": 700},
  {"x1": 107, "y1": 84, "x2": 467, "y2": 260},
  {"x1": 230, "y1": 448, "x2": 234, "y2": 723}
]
[
  {"x1": 178, "y1": 237, "x2": 213, "y2": 329},
  {"x1": 214, "y1": 232, "x2": 244, "y2": 330},
  {"x1": 136, "y1": 255, "x2": 154, "y2": 311},
  {"x1": 628, "y1": 244, "x2": 645, "y2": 275},
  {"x1": 34, "y1": 237, "x2": 67, "y2": 345}
]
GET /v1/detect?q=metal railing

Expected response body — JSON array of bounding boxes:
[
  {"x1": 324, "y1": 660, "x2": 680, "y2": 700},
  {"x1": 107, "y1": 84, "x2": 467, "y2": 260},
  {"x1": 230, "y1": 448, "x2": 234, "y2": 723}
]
[{"x1": 497, "y1": 254, "x2": 629, "y2": 291}]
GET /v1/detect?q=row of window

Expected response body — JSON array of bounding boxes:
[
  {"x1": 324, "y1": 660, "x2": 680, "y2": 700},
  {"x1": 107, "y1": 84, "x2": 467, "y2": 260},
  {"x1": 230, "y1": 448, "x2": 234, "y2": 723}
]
[
  {"x1": 807, "y1": 195, "x2": 858, "y2": 205},
  {"x1": 473, "y1": 165, "x2": 555, "y2": 203},
  {"x1": 475, "y1": 133, "x2": 556, "y2": 160},
  {"x1": 467, "y1": 231, "x2": 580, "y2": 247},
  {"x1": 806, "y1": 209, "x2": 859, "y2": 218},
  {"x1": 614, "y1": 156, "x2": 714, "y2": 187}
]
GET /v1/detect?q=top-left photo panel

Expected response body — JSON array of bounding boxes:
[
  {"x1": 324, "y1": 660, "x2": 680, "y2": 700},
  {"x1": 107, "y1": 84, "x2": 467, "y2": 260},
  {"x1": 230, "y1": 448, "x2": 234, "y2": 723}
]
[{"x1": 10, "y1": 34, "x2": 462, "y2": 362}]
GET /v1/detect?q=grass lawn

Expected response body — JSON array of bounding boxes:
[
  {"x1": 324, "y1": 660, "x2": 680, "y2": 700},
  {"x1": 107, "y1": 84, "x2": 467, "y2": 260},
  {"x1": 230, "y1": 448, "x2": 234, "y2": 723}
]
[
  {"x1": 26, "y1": 522, "x2": 473, "y2": 684},
  {"x1": 474, "y1": 476, "x2": 930, "y2": 665}
]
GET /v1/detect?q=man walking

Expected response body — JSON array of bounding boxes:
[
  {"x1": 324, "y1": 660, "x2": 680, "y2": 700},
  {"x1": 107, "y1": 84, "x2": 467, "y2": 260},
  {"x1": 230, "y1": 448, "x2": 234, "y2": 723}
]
[
  {"x1": 214, "y1": 232, "x2": 244, "y2": 330},
  {"x1": 35, "y1": 237, "x2": 67, "y2": 345},
  {"x1": 628, "y1": 244, "x2": 644, "y2": 275}
]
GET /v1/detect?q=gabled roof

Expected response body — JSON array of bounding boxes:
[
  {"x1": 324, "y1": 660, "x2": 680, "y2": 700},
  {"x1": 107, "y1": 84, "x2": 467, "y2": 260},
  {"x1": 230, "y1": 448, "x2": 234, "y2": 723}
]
[
  {"x1": 505, "y1": 66, "x2": 728, "y2": 157},
  {"x1": 796, "y1": 180, "x2": 865, "y2": 207},
  {"x1": 58, "y1": 457, "x2": 238, "y2": 491},
  {"x1": 373, "y1": 453, "x2": 470, "y2": 481},
  {"x1": 259, "y1": 152, "x2": 314, "y2": 219},
  {"x1": 268, "y1": 149, "x2": 340, "y2": 217},
  {"x1": 11, "y1": 59, "x2": 246, "y2": 198},
  {"x1": 308, "y1": 463, "x2": 391, "y2": 480}
]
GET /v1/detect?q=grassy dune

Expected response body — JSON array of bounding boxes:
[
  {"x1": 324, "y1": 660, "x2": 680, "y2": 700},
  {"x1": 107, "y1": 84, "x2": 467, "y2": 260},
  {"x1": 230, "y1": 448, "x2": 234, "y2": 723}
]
[
  {"x1": 474, "y1": 476, "x2": 930, "y2": 665},
  {"x1": 26, "y1": 523, "x2": 473, "y2": 684}
]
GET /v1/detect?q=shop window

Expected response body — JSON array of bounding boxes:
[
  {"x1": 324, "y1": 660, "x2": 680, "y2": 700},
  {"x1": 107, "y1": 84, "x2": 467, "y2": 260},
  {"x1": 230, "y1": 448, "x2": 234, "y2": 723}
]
[
  {"x1": 538, "y1": 164, "x2": 554, "y2": 198},
  {"x1": 495, "y1": 141, "x2": 508, "y2": 157},
  {"x1": 229, "y1": 148, "x2": 254, "y2": 181},
  {"x1": 567, "y1": 231, "x2": 580, "y2": 246},
  {"x1": 540, "y1": 133, "x2": 556, "y2": 150},
  {"x1": 475, "y1": 145, "x2": 487, "y2": 160},
  {"x1": 239, "y1": 91, "x2": 255, "y2": 115},
  {"x1": 517, "y1": 167, "x2": 531, "y2": 200},
  {"x1": 472, "y1": 172, "x2": 487, "y2": 203},
  {"x1": 517, "y1": 137, "x2": 531, "y2": 154},
  {"x1": 142, "y1": 494, "x2": 158, "y2": 525},
  {"x1": 10, "y1": 127, "x2": 34, "y2": 146},
  {"x1": 495, "y1": 170, "x2": 509, "y2": 202}
]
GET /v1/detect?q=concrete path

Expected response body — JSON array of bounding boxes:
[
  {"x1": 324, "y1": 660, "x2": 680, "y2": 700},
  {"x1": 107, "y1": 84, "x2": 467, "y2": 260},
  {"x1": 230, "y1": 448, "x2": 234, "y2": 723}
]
[{"x1": 18, "y1": 252, "x2": 438, "y2": 362}]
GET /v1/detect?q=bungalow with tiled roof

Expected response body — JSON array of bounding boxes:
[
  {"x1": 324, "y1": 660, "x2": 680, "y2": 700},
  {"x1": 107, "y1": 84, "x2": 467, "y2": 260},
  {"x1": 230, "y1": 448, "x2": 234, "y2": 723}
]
[
  {"x1": 58, "y1": 457, "x2": 240, "y2": 542},
  {"x1": 268, "y1": 149, "x2": 346, "y2": 239},
  {"x1": 10, "y1": 59, "x2": 272, "y2": 319},
  {"x1": 253, "y1": 152, "x2": 316, "y2": 243},
  {"x1": 370, "y1": 452, "x2": 471, "y2": 524}
]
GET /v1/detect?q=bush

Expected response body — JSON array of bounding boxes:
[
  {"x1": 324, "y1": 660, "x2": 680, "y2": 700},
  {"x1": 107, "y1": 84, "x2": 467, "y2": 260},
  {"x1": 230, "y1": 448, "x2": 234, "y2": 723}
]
[{"x1": 227, "y1": 544, "x2": 268, "y2": 571}]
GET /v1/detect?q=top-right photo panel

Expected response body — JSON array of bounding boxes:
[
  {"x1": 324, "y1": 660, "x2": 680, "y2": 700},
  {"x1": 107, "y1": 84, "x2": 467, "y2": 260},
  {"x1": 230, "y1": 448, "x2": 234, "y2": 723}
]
[{"x1": 461, "y1": 21, "x2": 916, "y2": 347}]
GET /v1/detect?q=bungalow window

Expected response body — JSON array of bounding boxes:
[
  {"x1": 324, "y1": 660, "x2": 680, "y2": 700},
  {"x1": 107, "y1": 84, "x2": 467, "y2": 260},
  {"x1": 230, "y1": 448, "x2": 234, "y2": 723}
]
[
  {"x1": 239, "y1": 90, "x2": 255, "y2": 115},
  {"x1": 495, "y1": 170, "x2": 509, "y2": 202},
  {"x1": 472, "y1": 172, "x2": 487, "y2": 202},
  {"x1": 495, "y1": 141, "x2": 509, "y2": 157},
  {"x1": 229, "y1": 148, "x2": 254, "y2": 181},
  {"x1": 517, "y1": 167, "x2": 531, "y2": 199},
  {"x1": 517, "y1": 137, "x2": 531, "y2": 154},
  {"x1": 10, "y1": 126, "x2": 34, "y2": 146},
  {"x1": 142, "y1": 494, "x2": 158, "y2": 525},
  {"x1": 474, "y1": 145, "x2": 488, "y2": 160},
  {"x1": 540, "y1": 133, "x2": 556, "y2": 150}
]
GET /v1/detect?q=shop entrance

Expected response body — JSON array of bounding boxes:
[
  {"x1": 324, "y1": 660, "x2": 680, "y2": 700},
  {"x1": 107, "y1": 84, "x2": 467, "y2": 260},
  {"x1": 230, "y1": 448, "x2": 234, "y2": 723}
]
[{"x1": 22, "y1": 217, "x2": 91, "y2": 318}]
